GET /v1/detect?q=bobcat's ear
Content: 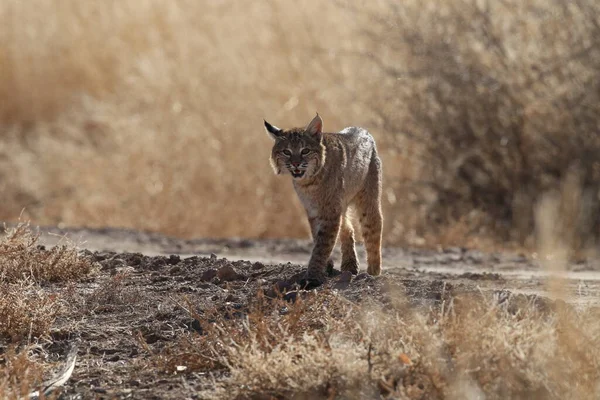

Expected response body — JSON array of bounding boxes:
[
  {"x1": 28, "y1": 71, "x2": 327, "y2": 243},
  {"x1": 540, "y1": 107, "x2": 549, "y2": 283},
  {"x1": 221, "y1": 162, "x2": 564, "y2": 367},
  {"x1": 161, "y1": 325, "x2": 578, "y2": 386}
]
[
  {"x1": 264, "y1": 120, "x2": 283, "y2": 140},
  {"x1": 305, "y1": 113, "x2": 323, "y2": 137}
]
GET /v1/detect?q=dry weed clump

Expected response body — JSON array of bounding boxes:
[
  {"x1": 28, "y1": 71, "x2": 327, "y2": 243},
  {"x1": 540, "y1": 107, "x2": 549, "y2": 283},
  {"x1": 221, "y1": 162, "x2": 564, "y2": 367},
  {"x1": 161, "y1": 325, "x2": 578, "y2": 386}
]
[
  {"x1": 0, "y1": 222, "x2": 93, "y2": 283},
  {"x1": 184, "y1": 290, "x2": 600, "y2": 399},
  {"x1": 0, "y1": 347, "x2": 44, "y2": 400},
  {"x1": 0, "y1": 282, "x2": 61, "y2": 342}
]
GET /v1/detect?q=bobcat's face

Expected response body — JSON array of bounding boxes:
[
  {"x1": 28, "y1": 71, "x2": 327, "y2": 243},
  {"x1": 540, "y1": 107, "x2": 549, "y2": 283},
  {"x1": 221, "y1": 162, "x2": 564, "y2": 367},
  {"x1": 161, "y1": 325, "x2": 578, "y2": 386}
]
[{"x1": 264, "y1": 114, "x2": 325, "y2": 180}]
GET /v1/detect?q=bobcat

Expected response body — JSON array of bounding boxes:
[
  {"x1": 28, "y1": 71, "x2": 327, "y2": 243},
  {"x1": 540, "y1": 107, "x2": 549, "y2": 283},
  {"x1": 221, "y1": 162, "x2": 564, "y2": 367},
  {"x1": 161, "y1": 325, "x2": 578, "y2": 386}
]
[{"x1": 264, "y1": 113, "x2": 383, "y2": 287}]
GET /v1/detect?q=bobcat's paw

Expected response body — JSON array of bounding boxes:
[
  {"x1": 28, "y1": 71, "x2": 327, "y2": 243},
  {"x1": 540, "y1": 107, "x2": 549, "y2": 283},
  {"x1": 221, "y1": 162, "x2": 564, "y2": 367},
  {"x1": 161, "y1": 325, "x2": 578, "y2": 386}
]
[
  {"x1": 325, "y1": 258, "x2": 340, "y2": 277},
  {"x1": 298, "y1": 273, "x2": 326, "y2": 290},
  {"x1": 367, "y1": 264, "x2": 381, "y2": 276}
]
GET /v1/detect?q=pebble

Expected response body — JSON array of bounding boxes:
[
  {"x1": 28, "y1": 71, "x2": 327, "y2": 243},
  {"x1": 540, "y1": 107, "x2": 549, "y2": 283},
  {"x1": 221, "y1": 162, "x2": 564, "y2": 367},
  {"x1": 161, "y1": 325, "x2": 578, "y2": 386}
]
[
  {"x1": 200, "y1": 269, "x2": 218, "y2": 281},
  {"x1": 217, "y1": 265, "x2": 246, "y2": 281}
]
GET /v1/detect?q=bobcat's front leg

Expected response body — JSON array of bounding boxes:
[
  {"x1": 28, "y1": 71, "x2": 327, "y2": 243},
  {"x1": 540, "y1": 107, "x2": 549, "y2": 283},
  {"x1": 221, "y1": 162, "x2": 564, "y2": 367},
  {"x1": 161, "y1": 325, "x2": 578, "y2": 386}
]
[
  {"x1": 305, "y1": 213, "x2": 341, "y2": 286},
  {"x1": 308, "y1": 216, "x2": 335, "y2": 276}
]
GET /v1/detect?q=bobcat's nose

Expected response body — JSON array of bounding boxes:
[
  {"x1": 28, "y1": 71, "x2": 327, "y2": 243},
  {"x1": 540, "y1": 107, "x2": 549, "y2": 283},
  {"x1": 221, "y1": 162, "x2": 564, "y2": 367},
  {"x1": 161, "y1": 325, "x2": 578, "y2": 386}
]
[{"x1": 291, "y1": 162, "x2": 301, "y2": 168}]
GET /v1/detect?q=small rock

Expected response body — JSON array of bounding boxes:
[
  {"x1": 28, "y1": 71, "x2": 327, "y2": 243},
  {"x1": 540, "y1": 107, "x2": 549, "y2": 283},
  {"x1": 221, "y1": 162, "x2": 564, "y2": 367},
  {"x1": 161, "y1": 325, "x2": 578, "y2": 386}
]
[
  {"x1": 354, "y1": 272, "x2": 374, "y2": 282},
  {"x1": 151, "y1": 275, "x2": 169, "y2": 283},
  {"x1": 186, "y1": 319, "x2": 203, "y2": 334},
  {"x1": 201, "y1": 269, "x2": 218, "y2": 281},
  {"x1": 251, "y1": 261, "x2": 265, "y2": 270},
  {"x1": 274, "y1": 280, "x2": 292, "y2": 294},
  {"x1": 101, "y1": 258, "x2": 126, "y2": 271},
  {"x1": 106, "y1": 354, "x2": 120, "y2": 362},
  {"x1": 167, "y1": 255, "x2": 181, "y2": 265},
  {"x1": 338, "y1": 270, "x2": 353, "y2": 282},
  {"x1": 217, "y1": 265, "x2": 246, "y2": 281},
  {"x1": 333, "y1": 271, "x2": 353, "y2": 290},
  {"x1": 224, "y1": 294, "x2": 238, "y2": 302},
  {"x1": 210, "y1": 253, "x2": 218, "y2": 260},
  {"x1": 149, "y1": 258, "x2": 167, "y2": 270},
  {"x1": 284, "y1": 290, "x2": 315, "y2": 303}
]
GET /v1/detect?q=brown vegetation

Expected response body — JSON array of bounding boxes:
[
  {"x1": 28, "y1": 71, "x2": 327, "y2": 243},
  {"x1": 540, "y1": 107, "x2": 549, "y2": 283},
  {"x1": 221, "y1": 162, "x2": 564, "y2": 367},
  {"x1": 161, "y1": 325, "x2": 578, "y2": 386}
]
[
  {"x1": 1, "y1": 0, "x2": 597, "y2": 248},
  {"x1": 0, "y1": 222, "x2": 92, "y2": 341},
  {"x1": 0, "y1": 223, "x2": 93, "y2": 397},
  {"x1": 0, "y1": 347, "x2": 44, "y2": 400},
  {"x1": 161, "y1": 289, "x2": 600, "y2": 399},
  {"x1": 351, "y1": 0, "x2": 600, "y2": 249},
  {"x1": 0, "y1": 222, "x2": 93, "y2": 283},
  {"x1": 1, "y1": 1, "x2": 599, "y2": 396},
  {"x1": 0, "y1": 282, "x2": 61, "y2": 342}
]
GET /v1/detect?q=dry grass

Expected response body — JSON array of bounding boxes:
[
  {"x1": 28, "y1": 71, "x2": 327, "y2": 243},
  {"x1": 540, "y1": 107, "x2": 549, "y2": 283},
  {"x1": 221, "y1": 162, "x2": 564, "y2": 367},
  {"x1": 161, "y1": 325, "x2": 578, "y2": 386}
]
[
  {"x1": 1, "y1": 1, "x2": 597, "y2": 248},
  {"x1": 0, "y1": 0, "x2": 357, "y2": 241},
  {"x1": 0, "y1": 282, "x2": 61, "y2": 342},
  {"x1": 0, "y1": 222, "x2": 92, "y2": 341},
  {"x1": 351, "y1": 0, "x2": 600, "y2": 248},
  {"x1": 170, "y1": 290, "x2": 600, "y2": 399},
  {"x1": 0, "y1": 222, "x2": 93, "y2": 283},
  {"x1": 0, "y1": 223, "x2": 94, "y2": 396},
  {"x1": 0, "y1": 347, "x2": 44, "y2": 400}
]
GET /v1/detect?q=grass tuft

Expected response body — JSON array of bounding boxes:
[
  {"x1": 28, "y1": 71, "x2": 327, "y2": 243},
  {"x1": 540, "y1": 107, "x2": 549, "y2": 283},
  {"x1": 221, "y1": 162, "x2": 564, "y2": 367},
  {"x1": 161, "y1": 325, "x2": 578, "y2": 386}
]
[
  {"x1": 0, "y1": 222, "x2": 93, "y2": 283},
  {"x1": 0, "y1": 282, "x2": 61, "y2": 342},
  {"x1": 0, "y1": 347, "x2": 43, "y2": 400}
]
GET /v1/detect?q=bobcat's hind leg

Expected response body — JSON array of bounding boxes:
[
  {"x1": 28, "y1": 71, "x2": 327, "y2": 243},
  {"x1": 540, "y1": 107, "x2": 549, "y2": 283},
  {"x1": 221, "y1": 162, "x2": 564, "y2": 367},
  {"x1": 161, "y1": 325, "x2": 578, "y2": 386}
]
[
  {"x1": 340, "y1": 210, "x2": 359, "y2": 274},
  {"x1": 356, "y1": 154, "x2": 383, "y2": 276}
]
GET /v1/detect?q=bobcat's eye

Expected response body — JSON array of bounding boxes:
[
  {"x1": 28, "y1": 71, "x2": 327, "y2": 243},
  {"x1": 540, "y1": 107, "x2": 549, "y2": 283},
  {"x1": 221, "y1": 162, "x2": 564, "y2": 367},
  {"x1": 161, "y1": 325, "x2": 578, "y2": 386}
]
[
  {"x1": 301, "y1": 149, "x2": 310, "y2": 155},
  {"x1": 282, "y1": 149, "x2": 292, "y2": 157}
]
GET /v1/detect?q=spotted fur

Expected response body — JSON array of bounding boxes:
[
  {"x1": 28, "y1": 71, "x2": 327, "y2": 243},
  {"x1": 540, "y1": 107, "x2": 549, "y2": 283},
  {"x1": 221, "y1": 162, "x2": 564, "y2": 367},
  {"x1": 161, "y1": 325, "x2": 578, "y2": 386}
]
[{"x1": 264, "y1": 114, "x2": 383, "y2": 286}]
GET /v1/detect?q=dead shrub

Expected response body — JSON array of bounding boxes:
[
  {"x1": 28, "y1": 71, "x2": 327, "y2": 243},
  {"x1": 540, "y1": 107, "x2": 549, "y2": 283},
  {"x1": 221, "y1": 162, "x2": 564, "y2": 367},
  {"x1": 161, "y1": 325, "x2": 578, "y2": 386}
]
[
  {"x1": 178, "y1": 290, "x2": 600, "y2": 399},
  {"x1": 350, "y1": 0, "x2": 600, "y2": 248},
  {"x1": 0, "y1": 222, "x2": 93, "y2": 283},
  {"x1": 0, "y1": 347, "x2": 44, "y2": 400},
  {"x1": 0, "y1": 282, "x2": 61, "y2": 342}
]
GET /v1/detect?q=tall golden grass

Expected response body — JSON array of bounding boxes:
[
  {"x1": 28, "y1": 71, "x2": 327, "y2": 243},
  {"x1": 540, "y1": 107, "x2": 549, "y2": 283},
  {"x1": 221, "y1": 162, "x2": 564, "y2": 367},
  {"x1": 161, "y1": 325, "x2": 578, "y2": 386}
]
[{"x1": 1, "y1": 0, "x2": 598, "y2": 248}]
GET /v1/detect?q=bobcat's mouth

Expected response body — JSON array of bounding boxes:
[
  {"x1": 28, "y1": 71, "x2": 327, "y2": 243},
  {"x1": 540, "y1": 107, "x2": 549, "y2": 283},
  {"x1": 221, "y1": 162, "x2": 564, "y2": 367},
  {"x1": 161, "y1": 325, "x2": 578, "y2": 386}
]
[{"x1": 291, "y1": 169, "x2": 305, "y2": 178}]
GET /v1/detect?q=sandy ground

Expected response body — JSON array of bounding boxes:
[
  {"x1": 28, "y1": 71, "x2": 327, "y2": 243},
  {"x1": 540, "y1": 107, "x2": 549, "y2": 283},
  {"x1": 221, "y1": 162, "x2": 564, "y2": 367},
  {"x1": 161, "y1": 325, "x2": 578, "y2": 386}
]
[{"x1": 25, "y1": 226, "x2": 600, "y2": 399}]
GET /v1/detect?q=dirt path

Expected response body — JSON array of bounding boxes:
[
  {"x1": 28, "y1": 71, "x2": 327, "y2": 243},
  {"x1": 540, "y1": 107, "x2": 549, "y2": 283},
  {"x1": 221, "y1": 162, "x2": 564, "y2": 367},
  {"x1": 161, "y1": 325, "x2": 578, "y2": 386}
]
[{"x1": 39, "y1": 226, "x2": 600, "y2": 304}]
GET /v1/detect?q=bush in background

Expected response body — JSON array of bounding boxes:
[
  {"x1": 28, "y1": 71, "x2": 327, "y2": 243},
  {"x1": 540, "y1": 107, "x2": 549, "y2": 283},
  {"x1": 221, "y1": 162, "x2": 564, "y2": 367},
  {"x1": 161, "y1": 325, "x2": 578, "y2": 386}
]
[{"x1": 351, "y1": 0, "x2": 600, "y2": 249}]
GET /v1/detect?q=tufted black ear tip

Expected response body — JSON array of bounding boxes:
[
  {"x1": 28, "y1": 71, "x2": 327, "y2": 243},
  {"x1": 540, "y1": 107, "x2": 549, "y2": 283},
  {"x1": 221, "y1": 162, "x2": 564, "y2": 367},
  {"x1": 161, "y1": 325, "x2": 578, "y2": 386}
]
[{"x1": 264, "y1": 119, "x2": 283, "y2": 140}]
